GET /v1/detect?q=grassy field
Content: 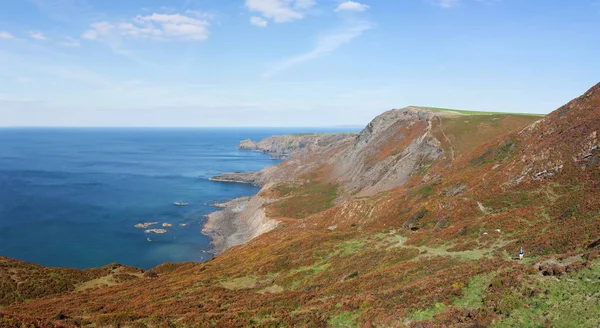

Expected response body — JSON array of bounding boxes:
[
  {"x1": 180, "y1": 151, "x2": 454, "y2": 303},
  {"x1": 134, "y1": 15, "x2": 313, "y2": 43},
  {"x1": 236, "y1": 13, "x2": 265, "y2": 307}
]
[{"x1": 416, "y1": 106, "x2": 547, "y2": 117}]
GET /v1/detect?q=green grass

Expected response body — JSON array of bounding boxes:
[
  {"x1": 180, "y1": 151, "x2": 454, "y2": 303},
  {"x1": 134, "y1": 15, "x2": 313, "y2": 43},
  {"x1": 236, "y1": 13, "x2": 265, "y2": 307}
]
[
  {"x1": 257, "y1": 285, "x2": 284, "y2": 294},
  {"x1": 328, "y1": 311, "x2": 360, "y2": 328},
  {"x1": 407, "y1": 303, "x2": 446, "y2": 322},
  {"x1": 334, "y1": 240, "x2": 366, "y2": 257},
  {"x1": 415, "y1": 106, "x2": 546, "y2": 117},
  {"x1": 268, "y1": 181, "x2": 338, "y2": 219},
  {"x1": 284, "y1": 263, "x2": 331, "y2": 290},
  {"x1": 492, "y1": 262, "x2": 600, "y2": 327},
  {"x1": 406, "y1": 273, "x2": 492, "y2": 323},
  {"x1": 414, "y1": 185, "x2": 434, "y2": 199},
  {"x1": 289, "y1": 263, "x2": 330, "y2": 275},
  {"x1": 220, "y1": 276, "x2": 257, "y2": 290}
]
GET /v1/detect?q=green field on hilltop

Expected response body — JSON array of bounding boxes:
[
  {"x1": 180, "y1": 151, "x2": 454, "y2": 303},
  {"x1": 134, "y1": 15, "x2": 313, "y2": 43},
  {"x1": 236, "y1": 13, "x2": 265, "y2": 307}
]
[{"x1": 416, "y1": 106, "x2": 546, "y2": 117}]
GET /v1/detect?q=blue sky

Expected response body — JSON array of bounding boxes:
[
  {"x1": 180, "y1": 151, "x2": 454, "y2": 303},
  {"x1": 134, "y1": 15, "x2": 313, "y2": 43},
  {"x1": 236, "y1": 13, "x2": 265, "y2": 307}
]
[{"x1": 0, "y1": 0, "x2": 598, "y2": 127}]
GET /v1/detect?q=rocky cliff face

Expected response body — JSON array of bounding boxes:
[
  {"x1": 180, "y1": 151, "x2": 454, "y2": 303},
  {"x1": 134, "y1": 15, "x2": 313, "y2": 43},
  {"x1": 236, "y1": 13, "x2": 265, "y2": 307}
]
[
  {"x1": 331, "y1": 107, "x2": 448, "y2": 197},
  {"x1": 206, "y1": 107, "x2": 473, "y2": 252},
  {"x1": 239, "y1": 133, "x2": 358, "y2": 160}
]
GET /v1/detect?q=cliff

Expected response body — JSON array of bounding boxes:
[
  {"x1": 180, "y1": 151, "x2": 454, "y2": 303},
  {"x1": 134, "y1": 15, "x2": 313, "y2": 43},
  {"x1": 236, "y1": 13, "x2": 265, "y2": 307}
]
[
  {"x1": 4, "y1": 83, "x2": 600, "y2": 328},
  {"x1": 206, "y1": 106, "x2": 543, "y2": 253},
  {"x1": 239, "y1": 133, "x2": 358, "y2": 160}
]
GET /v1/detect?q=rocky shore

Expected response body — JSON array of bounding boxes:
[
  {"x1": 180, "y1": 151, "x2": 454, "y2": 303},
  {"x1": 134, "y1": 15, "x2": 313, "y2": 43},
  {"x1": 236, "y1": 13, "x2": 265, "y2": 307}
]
[
  {"x1": 202, "y1": 197, "x2": 251, "y2": 254},
  {"x1": 204, "y1": 132, "x2": 360, "y2": 254},
  {"x1": 208, "y1": 171, "x2": 261, "y2": 185}
]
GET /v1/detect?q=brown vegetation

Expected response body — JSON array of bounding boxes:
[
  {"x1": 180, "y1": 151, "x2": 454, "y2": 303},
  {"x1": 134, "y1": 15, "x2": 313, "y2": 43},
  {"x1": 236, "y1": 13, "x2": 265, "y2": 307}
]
[{"x1": 1, "y1": 83, "x2": 599, "y2": 327}]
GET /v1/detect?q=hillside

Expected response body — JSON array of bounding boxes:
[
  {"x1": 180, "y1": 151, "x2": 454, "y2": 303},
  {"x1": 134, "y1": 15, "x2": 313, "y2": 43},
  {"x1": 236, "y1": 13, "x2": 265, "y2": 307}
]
[{"x1": 2, "y1": 83, "x2": 600, "y2": 327}]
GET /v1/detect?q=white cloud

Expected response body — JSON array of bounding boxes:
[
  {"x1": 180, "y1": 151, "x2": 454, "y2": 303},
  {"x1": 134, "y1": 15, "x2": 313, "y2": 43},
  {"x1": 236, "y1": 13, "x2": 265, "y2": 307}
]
[
  {"x1": 0, "y1": 31, "x2": 14, "y2": 39},
  {"x1": 335, "y1": 1, "x2": 370, "y2": 12},
  {"x1": 58, "y1": 37, "x2": 80, "y2": 47},
  {"x1": 250, "y1": 16, "x2": 269, "y2": 27},
  {"x1": 82, "y1": 12, "x2": 211, "y2": 41},
  {"x1": 29, "y1": 30, "x2": 48, "y2": 40},
  {"x1": 245, "y1": 0, "x2": 316, "y2": 23},
  {"x1": 264, "y1": 20, "x2": 371, "y2": 77},
  {"x1": 433, "y1": 0, "x2": 460, "y2": 8}
]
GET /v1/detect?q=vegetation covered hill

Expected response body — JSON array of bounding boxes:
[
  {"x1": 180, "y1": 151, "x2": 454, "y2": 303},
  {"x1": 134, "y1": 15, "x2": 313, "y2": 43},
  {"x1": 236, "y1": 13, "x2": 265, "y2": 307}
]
[{"x1": 1, "y1": 83, "x2": 599, "y2": 327}]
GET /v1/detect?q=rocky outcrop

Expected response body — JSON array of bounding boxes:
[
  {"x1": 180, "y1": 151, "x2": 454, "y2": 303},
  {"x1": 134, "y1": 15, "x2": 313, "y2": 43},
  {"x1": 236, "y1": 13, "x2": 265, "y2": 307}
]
[
  {"x1": 206, "y1": 107, "x2": 459, "y2": 253},
  {"x1": 202, "y1": 195, "x2": 279, "y2": 254},
  {"x1": 209, "y1": 171, "x2": 262, "y2": 185},
  {"x1": 332, "y1": 107, "x2": 446, "y2": 197},
  {"x1": 144, "y1": 229, "x2": 167, "y2": 234},
  {"x1": 134, "y1": 222, "x2": 158, "y2": 229},
  {"x1": 239, "y1": 133, "x2": 358, "y2": 160}
]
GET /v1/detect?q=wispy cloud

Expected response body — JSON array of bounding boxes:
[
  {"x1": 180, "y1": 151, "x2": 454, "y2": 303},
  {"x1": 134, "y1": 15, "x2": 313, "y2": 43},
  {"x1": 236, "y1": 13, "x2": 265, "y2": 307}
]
[
  {"x1": 29, "y1": 30, "x2": 48, "y2": 40},
  {"x1": 58, "y1": 36, "x2": 80, "y2": 47},
  {"x1": 432, "y1": 0, "x2": 461, "y2": 8},
  {"x1": 82, "y1": 12, "x2": 211, "y2": 41},
  {"x1": 0, "y1": 31, "x2": 15, "y2": 39},
  {"x1": 250, "y1": 16, "x2": 269, "y2": 27},
  {"x1": 263, "y1": 20, "x2": 371, "y2": 78},
  {"x1": 245, "y1": 0, "x2": 316, "y2": 23},
  {"x1": 335, "y1": 1, "x2": 370, "y2": 12}
]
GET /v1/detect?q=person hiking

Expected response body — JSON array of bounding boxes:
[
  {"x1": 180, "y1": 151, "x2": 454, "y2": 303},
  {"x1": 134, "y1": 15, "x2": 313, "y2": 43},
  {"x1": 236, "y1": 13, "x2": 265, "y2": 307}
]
[{"x1": 519, "y1": 247, "x2": 524, "y2": 260}]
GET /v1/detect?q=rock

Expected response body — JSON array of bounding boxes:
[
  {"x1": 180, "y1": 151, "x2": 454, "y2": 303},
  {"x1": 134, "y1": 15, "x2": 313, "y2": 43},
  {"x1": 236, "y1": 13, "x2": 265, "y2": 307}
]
[
  {"x1": 239, "y1": 133, "x2": 358, "y2": 160},
  {"x1": 180, "y1": 223, "x2": 187, "y2": 227},
  {"x1": 441, "y1": 184, "x2": 468, "y2": 197},
  {"x1": 135, "y1": 222, "x2": 158, "y2": 229},
  {"x1": 145, "y1": 229, "x2": 167, "y2": 234},
  {"x1": 477, "y1": 202, "x2": 487, "y2": 213},
  {"x1": 587, "y1": 238, "x2": 600, "y2": 249},
  {"x1": 162, "y1": 223, "x2": 172, "y2": 227},
  {"x1": 209, "y1": 172, "x2": 261, "y2": 185},
  {"x1": 54, "y1": 313, "x2": 68, "y2": 320},
  {"x1": 327, "y1": 225, "x2": 337, "y2": 232},
  {"x1": 343, "y1": 271, "x2": 359, "y2": 281},
  {"x1": 143, "y1": 271, "x2": 159, "y2": 278},
  {"x1": 404, "y1": 209, "x2": 428, "y2": 231},
  {"x1": 434, "y1": 217, "x2": 450, "y2": 231}
]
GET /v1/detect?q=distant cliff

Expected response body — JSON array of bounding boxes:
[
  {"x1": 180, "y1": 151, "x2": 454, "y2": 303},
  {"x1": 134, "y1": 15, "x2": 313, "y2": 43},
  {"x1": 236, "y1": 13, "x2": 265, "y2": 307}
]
[
  {"x1": 239, "y1": 133, "x2": 358, "y2": 160},
  {"x1": 206, "y1": 106, "x2": 545, "y2": 254}
]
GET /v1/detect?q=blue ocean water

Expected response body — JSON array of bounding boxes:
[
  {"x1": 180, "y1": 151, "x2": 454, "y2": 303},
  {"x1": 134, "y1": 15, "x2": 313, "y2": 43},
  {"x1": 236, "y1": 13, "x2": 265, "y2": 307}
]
[{"x1": 0, "y1": 128, "x2": 356, "y2": 270}]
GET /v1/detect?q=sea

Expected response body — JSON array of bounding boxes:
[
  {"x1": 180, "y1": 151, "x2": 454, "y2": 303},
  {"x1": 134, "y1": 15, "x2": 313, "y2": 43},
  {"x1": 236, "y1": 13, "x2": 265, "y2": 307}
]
[{"x1": 0, "y1": 128, "x2": 358, "y2": 270}]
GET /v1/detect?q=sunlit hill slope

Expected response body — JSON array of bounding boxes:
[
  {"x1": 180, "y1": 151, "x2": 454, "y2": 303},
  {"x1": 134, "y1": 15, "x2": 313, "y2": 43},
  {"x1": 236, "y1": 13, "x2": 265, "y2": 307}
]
[{"x1": 1, "y1": 83, "x2": 600, "y2": 327}]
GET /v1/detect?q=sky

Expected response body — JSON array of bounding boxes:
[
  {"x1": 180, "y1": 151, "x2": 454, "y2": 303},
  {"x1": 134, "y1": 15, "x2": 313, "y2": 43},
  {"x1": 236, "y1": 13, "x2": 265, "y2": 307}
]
[{"x1": 0, "y1": 0, "x2": 599, "y2": 127}]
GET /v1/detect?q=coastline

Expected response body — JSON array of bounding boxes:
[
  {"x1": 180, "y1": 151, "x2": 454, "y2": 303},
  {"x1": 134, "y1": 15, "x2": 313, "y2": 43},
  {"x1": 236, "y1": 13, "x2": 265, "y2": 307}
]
[
  {"x1": 202, "y1": 132, "x2": 359, "y2": 255},
  {"x1": 202, "y1": 197, "x2": 252, "y2": 254},
  {"x1": 202, "y1": 191, "x2": 279, "y2": 254}
]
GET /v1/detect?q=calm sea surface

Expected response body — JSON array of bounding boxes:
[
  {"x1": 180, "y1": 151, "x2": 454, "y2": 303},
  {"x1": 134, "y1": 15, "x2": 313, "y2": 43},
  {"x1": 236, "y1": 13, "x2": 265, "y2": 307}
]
[{"x1": 0, "y1": 128, "x2": 356, "y2": 269}]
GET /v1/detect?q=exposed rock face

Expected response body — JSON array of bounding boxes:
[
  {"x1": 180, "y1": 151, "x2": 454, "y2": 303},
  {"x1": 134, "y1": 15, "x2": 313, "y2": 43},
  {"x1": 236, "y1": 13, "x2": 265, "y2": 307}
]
[
  {"x1": 206, "y1": 107, "x2": 459, "y2": 253},
  {"x1": 202, "y1": 196, "x2": 279, "y2": 253},
  {"x1": 209, "y1": 171, "x2": 262, "y2": 185},
  {"x1": 503, "y1": 82, "x2": 600, "y2": 187},
  {"x1": 332, "y1": 107, "x2": 446, "y2": 197},
  {"x1": 239, "y1": 133, "x2": 358, "y2": 160}
]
